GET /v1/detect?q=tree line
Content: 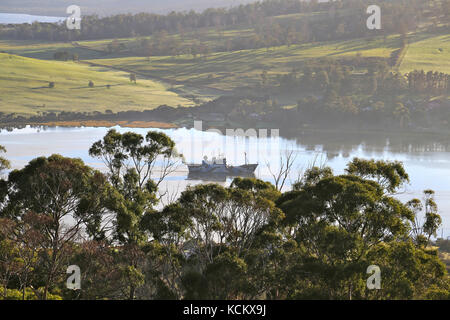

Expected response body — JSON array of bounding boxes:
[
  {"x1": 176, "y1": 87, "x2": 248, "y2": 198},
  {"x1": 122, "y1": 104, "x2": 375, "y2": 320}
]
[
  {"x1": 0, "y1": 131, "x2": 449, "y2": 300},
  {"x1": 256, "y1": 58, "x2": 450, "y2": 129},
  {"x1": 406, "y1": 70, "x2": 450, "y2": 94},
  {"x1": 1, "y1": 0, "x2": 447, "y2": 48}
]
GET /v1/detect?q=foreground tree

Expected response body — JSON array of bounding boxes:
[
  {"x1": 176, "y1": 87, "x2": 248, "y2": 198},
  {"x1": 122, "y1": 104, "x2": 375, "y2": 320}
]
[
  {"x1": 1, "y1": 144, "x2": 449, "y2": 300},
  {"x1": 0, "y1": 146, "x2": 10, "y2": 211},
  {"x1": 0, "y1": 146, "x2": 9, "y2": 176},
  {"x1": 89, "y1": 129, "x2": 180, "y2": 299},
  {"x1": 3, "y1": 155, "x2": 111, "y2": 299},
  {"x1": 407, "y1": 190, "x2": 442, "y2": 247},
  {"x1": 147, "y1": 178, "x2": 283, "y2": 299},
  {"x1": 276, "y1": 159, "x2": 448, "y2": 299}
]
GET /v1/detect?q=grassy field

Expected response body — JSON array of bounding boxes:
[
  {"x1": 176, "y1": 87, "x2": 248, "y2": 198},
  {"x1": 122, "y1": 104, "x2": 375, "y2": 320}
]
[
  {"x1": 0, "y1": 40, "x2": 108, "y2": 60},
  {"x1": 1, "y1": 22, "x2": 449, "y2": 117},
  {"x1": 76, "y1": 27, "x2": 257, "y2": 55},
  {"x1": 400, "y1": 34, "x2": 450, "y2": 74},
  {"x1": 73, "y1": 10, "x2": 334, "y2": 56},
  {"x1": 87, "y1": 35, "x2": 403, "y2": 93},
  {"x1": 0, "y1": 53, "x2": 193, "y2": 115}
]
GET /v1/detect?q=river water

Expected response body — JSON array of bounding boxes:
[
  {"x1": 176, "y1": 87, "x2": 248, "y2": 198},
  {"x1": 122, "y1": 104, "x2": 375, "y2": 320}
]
[
  {"x1": 0, "y1": 13, "x2": 65, "y2": 24},
  {"x1": 1, "y1": 125, "x2": 449, "y2": 237}
]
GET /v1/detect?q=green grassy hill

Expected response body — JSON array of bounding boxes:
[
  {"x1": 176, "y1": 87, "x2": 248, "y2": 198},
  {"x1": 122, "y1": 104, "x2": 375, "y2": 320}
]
[
  {"x1": 0, "y1": 40, "x2": 105, "y2": 60},
  {"x1": 400, "y1": 34, "x2": 450, "y2": 74},
  {"x1": 1, "y1": 30, "x2": 447, "y2": 116},
  {"x1": 0, "y1": 53, "x2": 193, "y2": 116},
  {"x1": 86, "y1": 35, "x2": 403, "y2": 94},
  {"x1": 0, "y1": 0, "x2": 449, "y2": 117}
]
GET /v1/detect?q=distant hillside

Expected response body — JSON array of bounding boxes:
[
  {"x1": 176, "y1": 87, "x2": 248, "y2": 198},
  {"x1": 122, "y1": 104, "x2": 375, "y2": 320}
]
[
  {"x1": 0, "y1": 52, "x2": 193, "y2": 115},
  {"x1": 0, "y1": 0, "x2": 257, "y2": 16}
]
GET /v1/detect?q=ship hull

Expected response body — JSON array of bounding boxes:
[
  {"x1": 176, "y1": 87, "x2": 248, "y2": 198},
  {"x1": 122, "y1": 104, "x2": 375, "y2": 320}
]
[
  {"x1": 187, "y1": 171, "x2": 256, "y2": 181},
  {"x1": 187, "y1": 163, "x2": 258, "y2": 175}
]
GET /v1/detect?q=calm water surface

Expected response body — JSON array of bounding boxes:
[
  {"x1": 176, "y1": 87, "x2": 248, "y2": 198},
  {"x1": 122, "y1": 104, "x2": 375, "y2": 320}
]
[
  {"x1": 0, "y1": 13, "x2": 64, "y2": 24},
  {"x1": 1, "y1": 125, "x2": 449, "y2": 237}
]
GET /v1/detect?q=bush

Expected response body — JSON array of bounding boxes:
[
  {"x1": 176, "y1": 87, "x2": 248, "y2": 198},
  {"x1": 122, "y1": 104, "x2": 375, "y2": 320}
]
[
  {"x1": 88, "y1": 80, "x2": 94, "y2": 88},
  {"x1": 48, "y1": 82, "x2": 55, "y2": 88}
]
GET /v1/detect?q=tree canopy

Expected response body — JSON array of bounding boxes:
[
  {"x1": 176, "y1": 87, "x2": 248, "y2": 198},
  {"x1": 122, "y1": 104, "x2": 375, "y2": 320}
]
[{"x1": 0, "y1": 137, "x2": 449, "y2": 300}]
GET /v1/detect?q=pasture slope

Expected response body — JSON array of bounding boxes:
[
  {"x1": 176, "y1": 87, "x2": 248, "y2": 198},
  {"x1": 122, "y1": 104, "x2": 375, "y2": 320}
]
[{"x1": 0, "y1": 53, "x2": 193, "y2": 116}]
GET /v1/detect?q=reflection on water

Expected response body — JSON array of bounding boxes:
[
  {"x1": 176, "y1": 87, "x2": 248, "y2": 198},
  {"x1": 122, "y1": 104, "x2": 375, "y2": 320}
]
[
  {"x1": 282, "y1": 129, "x2": 450, "y2": 158},
  {"x1": 1, "y1": 125, "x2": 450, "y2": 237},
  {"x1": 187, "y1": 172, "x2": 256, "y2": 182}
]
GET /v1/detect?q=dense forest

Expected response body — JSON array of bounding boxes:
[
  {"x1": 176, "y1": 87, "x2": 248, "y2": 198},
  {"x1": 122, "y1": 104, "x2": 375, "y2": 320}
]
[{"x1": 0, "y1": 131, "x2": 449, "y2": 300}]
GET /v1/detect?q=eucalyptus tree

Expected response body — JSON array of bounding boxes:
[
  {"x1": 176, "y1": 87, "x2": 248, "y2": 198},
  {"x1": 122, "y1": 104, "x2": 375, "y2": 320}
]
[
  {"x1": 3, "y1": 154, "x2": 111, "y2": 299},
  {"x1": 345, "y1": 157, "x2": 409, "y2": 194},
  {"x1": 147, "y1": 178, "x2": 283, "y2": 299},
  {"x1": 276, "y1": 159, "x2": 448, "y2": 299},
  {"x1": 0, "y1": 146, "x2": 10, "y2": 211},
  {"x1": 406, "y1": 190, "x2": 442, "y2": 247},
  {"x1": 89, "y1": 129, "x2": 180, "y2": 299},
  {"x1": 0, "y1": 213, "x2": 45, "y2": 300},
  {"x1": 0, "y1": 146, "x2": 9, "y2": 176},
  {"x1": 89, "y1": 129, "x2": 180, "y2": 243}
]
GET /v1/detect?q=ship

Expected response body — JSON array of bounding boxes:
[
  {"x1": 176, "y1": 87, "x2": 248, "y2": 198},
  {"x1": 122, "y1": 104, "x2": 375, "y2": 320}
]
[{"x1": 186, "y1": 155, "x2": 258, "y2": 176}]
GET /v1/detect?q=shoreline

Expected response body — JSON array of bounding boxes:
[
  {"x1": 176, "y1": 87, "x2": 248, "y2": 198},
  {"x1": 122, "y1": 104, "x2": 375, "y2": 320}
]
[
  {"x1": 1, "y1": 120, "x2": 450, "y2": 140},
  {"x1": 6, "y1": 120, "x2": 179, "y2": 129}
]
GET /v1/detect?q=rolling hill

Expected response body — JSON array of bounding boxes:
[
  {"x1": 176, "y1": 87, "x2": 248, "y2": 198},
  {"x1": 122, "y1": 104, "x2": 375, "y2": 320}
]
[
  {"x1": 0, "y1": 53, "x2": 193, "y2": 116},
  {"x1": 0, "y1": 0, "x2": 448, "y2": 118}
]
